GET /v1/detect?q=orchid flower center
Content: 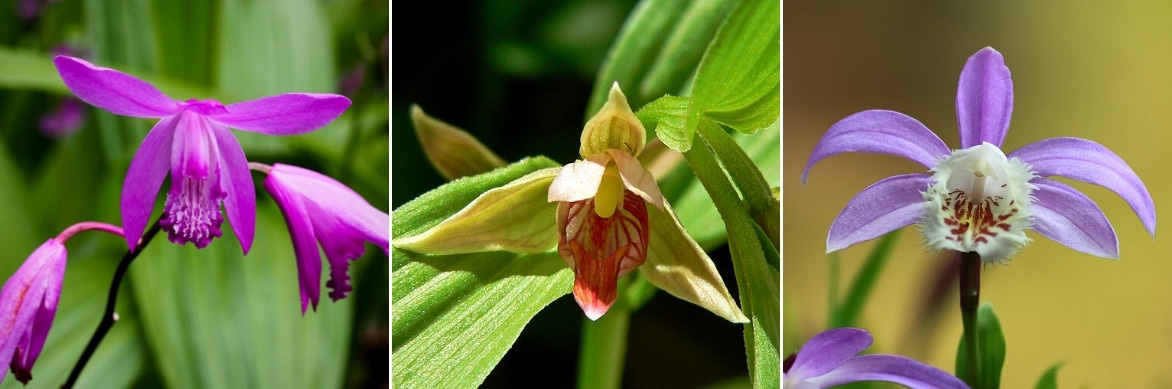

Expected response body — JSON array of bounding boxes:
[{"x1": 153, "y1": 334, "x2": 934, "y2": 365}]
[
  {"x1": 922, "y1": 142, "x2": 1035, "y2": 263},
  {"x1": 160, "y1": 112, "x2": 226, "y2": 248},
  {"x1": 179, "y1": 99, "x2": 228, "y2": 116},
  {"x1": 594, "y1": 163, "x2": 624, "y2": 218}
]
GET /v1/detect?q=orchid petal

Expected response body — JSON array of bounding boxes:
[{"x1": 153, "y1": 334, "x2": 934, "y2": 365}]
[
  {"x1": 395, "y1": 168, "x2": 561, "y2": 254},
  {"x1": 789, "y1": 328, "x2": 872, "y2": 381},
  {"x1": 1009, "y1": 137, "x2": 1155, "y2": 236},
  {"x1": 411, "y1": 105, "x2": 507, "y2": 180},
  {"x1": 548, "y1": 155, "x2": 607, "y2": 203},
  {"x1": 641, "y1": 201, "x2": 747, "y2": 323},
  {"x1": 210, "y1": 93, "x2": 351, "y2": 135},
  {"x1": 608, "y1": 149, "x2": 664, "y2": 209},
  {"x1": 956, "y1": 47, "x2": 1013, "y2": 149},
  {"x1": 0, "y1": 240, "x2": 65, "y2": 385},
  {"x1": 807, "y1": 354, "x2": 969, "y2": 389},
  {"x1": 270, "y1": 164, "x2": 389, "y2": 253},
  {"x1": 264, "y1": 175, "x2": 322, "y2": 313},
  {"x1": 210, "y1": 125, "x2": 256, "y2": 254},
  {"x1": 53, "y1": 56, "x2": 179, "y2": 118},
  {"x1": 121, "y1": 115, "x2": 179, "y2": 250},
  {"x1": 1030, "y1": 179, "x2": 1119, "y2": 259},
  {"x1": 827, "y1": 174, "x2": 931, "y2": 253},
  {"x1": 802, "y1": 110, "x2": 949, "y2": 183}
]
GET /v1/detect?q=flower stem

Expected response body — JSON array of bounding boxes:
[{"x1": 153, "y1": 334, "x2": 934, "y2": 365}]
[
  {"x1": 959, "y1": 251, "x2": 981, "y2": 389},
  {"x1": 576, "y1": 279, "x2": 631, "y2": 389},
  {"x1": 63, "y1": 218, "x2": 163, "y2": 388}
]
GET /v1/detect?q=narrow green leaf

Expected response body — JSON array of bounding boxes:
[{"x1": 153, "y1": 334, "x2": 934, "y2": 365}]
[
  {"x1": 0, "y1": 48, "x2": 69, "y2": 93},
  {"x1": 1032, "y1": 361, "x2": 1064, "y2": 389},
  {"x1": 131, "y1": 206, "x2": 354, "y2": 388},
  {"x1": 638, "y1": 0, "x2": 737, "y2": 98},
  {"x1": 392, "y1": 157, "x2": 572, "y2": 387},
  {"x1": 829, "y1": 231, "x2": 899, "y2": 328},
  {"x1": 586, "y1": 0, "x2": 691, "y2": 116},
  {"x1": 683, "y1": 132, "x2": 779, "y2": 388},
  {"x1": 956, "y1": 302, "x2": 1007, "y2": 389},
  {"x1": 688, "y1": 0, "x2": 779, "y2": 137}
]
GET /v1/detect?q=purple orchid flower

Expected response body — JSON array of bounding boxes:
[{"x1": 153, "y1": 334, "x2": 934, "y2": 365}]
[
  {"x1": 0, "y1": 240, "x2": 65, "y2": 385},
  {"x1": 53, "y1": 56, "x2": 351, "y2": 253},
  {"x1": 803, "y1": 47, "x2": 1155, "y2": 263},
  {"x1": 39, "y1": 97, "x2": 85, "y2": 138},
  {"x1": 784, "y1": 327, "x2": 968, "y2": 388},
  {"x1": 259, "y1": 163, "x2": 388, "y2": 313}
]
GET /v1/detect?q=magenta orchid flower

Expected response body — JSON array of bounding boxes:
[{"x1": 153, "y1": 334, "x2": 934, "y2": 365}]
[
  {"x1": 803, "y1": 47, "x2": 1155, "y2": 263},
  {"x1": 53, "y1": 56, "x2": 351, "y2": 253},
  {"x1": 0, "y1": 240, "x2": 65, "y2": 385},
  {"x1": 784, "y1": 328, "x2": 968, "y2": 389},
  {"x1": 0, "y1": 222, "x2": 122, "y2": 385},
  {"x1": 258, "y1": 163, "x2": 389, "y2": 313}
]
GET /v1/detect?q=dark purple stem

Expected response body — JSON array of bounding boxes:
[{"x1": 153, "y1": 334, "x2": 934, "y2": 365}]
[
  {"x1": 62, "y1": 218, "x2": 163, "y2": 388},
  {"x1": 959, "y1": 251, "x2": 981, "y2": 388}
]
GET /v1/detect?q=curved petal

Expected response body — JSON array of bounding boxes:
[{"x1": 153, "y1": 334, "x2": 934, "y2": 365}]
[
  {"x1": 53, "y1": 56, "x2": 179, "y2": 118},
  {"x1": 1009, "y1": 137, "x2": 1155, "y2": 236},
  {"x1": 608, "y1": 149, "x2": 664, "y2": 209},
  {"x1": 802, "y1": 110, "x2": 949, "y2": 183},
  {"x1": 395, "y1": 168, "x2": 561, "y2": 254},
  {"x1": 808, "y1": 354, "x2": 969, "y2": 389},
  {"x1": 827, "y1": 174, "x2": 931, "y2": 253},
  {"x1": 121, "y1": 115, "x2": 179, "y2": 250},
  {"x1": 789, "y1": 328, "x2": 872, "y2": 381},
  {"x1": 210, "y1": 125, "x2": 256, "y2": 254},
  {"x1": 263, "y1": 175, "x2": 322, "y2": 313},
  {"x1": 548, "y1": 155, "x2": 607, "y2": 203},
  {"x1": 641, "y1": 201, "x2": 747, "y2": 323},
  {"x1": 210, "y1": 93, "x2": 351, "y2": 135},
  {"x1": 1030, "y1": 179, "x2": 1119, "y2": 259},
  {"x1": 270, "y1": 164, "x2": 389, "y2": 253},
  {"x1": 956, "y1": 47, "x2": 1013, "y2": 149}
]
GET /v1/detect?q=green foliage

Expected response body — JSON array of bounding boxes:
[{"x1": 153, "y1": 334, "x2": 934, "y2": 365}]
[
  {"x1": 956, "y1": 303, "x2": 1008, "y2": 389},
  {"x1": 392, "y1": 158, "x2": 574, "y2": 388},
  {"x1": 829, "y1": 231, "x2": 899, "y2": 328},
  {"x1": 1033, "y1": 361, "x2": 1065, "y2": 389}
]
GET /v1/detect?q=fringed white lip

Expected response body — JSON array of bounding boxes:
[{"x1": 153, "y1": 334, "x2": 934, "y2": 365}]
[{"x1": 921, "y1": 142, "x2": 1037, "y2": 264}]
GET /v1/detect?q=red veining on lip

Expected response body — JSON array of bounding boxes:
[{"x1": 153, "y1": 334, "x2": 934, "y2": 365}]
[
  {"x1": 940, "y1": 189, "x2": 1019, "y2": 244},
  {"x1": 556, "y1": 190, "x2": 649, "y2": 318}
]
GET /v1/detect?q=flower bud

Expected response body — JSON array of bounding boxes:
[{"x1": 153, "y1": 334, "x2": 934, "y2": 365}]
[{"x1": 580, "y1": 83, "x2": 646, "y2": 158}]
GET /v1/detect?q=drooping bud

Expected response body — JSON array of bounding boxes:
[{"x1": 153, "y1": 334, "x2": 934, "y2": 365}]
[{"x1": 580, "y1": 83, "x2": 646, "y2": 158}]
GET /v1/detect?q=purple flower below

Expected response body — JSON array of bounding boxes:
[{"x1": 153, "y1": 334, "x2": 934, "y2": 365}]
[
  {"x1": 261, "y1": 163, "x2": 389, "y2": 313},
  {"x1": 53, "y1": 56, "x2": 351, "y2": 253},
  {"x1": 0, "y1": 240, "x2": 66, "y2": 385},
  {"x1": 783, "y1": 327, "x2": 968, "y2": 389},
  {"x1": 803, "y1": 47, "x2": 1156, "y2": 263}
]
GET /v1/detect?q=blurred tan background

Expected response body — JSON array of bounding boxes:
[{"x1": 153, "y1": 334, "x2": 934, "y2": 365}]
[{"x1": 785, "y1": 2, "x2": 1172, "y2": 387}]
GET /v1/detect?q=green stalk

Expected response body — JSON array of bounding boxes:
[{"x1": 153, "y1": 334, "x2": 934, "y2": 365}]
[
  {"x1": 695, "y1": 121, "x2": 779, "y2": 250},
  {"x1": 576, "y1": 278, "x2": 632, "y2": 389},
  {"x1": 959, "y1": 251, "x2": 982, "y2": 388}
]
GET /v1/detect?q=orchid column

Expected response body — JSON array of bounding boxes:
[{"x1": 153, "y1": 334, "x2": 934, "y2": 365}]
[{"x1": 803, "y1": 47, "x2": 1155, "y2": 388}]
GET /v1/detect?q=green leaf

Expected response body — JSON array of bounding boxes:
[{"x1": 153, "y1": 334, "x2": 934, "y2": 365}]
[
  {"x1": 0, "y1": 48, "x2": 69, "y2": 93},
  {"x1": 829, "y1": 231, "x2": 899, "y2": 328},
  {"x1": 130, "y1": 206, "x2": 354, "y2": 388},
  {"x1": 688, "y1": 0, "x2": 779, "y2": 136},
  {"x1": 637, "y1": 95, "x2": 691, "y2": 153},
  {"x1": 956, "y1": 302, "x2": 1007, "y2": 389},
  {"x1": 392, "y1": 158, "x2": 572, "y2": 387},
  {"x1": 1033, "y1": 361, "x2": 1064, "y2": 389},
  {"x1": 683, "y1": 132, "x2": 779, "y2": 388},
  {"x1": 639, "y1": 0, "x2": 737, "y2": 99},
  {"x1": 586, "y1": 0, "x2": 691, "y2": 117}
]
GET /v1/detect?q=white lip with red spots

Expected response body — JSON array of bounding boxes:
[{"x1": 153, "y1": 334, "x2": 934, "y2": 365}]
[{"x1": 922, "y1": 142, "x2": 1036, "y2": 263}]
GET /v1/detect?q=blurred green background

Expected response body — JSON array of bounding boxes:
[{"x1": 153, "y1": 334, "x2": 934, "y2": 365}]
[
  {"x1": 786, "y1": 2, "x2": 1172, "y2": 387},
  {"x1": 0, "y1": 0, "x2": 387, "y2": 387},
  {"x1": 391, "y1": 0, "x2": 768, "y2": 387}
]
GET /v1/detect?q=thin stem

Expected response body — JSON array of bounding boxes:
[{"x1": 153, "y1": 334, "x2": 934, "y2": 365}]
[
  {"x1": 959, "y1": 251, "x2": 981, "y2": 389},
  {"x1": 63, "y1": 218, "x2": 163, "y2": 388},
  {"x1": 576, "y1": 279, "x2": 631, "y2": 389},
  {"x1": 56, "y1": 222, "x2": 124, "y2": 243}
]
